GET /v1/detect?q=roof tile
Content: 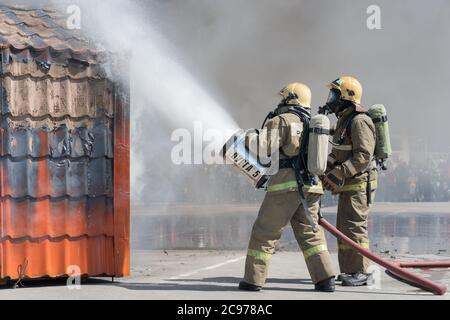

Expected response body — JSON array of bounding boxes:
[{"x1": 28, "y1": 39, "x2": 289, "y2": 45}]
[
  {"x1": 0, "y1": 6, "x2": 101, "y2": 63},
  {"x1": 1, "y1": 76, "x2": 114, "y2": 119},
  {"x1": 1, "y1": 157, "x2": 113, "y2": 199},
  {"x1": 1, "y1": 236, "x2": 115, "y2": 279},
  {"x1": 1, "y1": 120, "x2": 113, "y2": 159},
  {"x1": 0, "y1": 5, "x2": 129, "y2": 281},
  {"x1": 1, "y1": 196, "x2": 114, "y2": 239},
  {"x1": 2, "y1": 60, "x2": 107, "y2": 80}
]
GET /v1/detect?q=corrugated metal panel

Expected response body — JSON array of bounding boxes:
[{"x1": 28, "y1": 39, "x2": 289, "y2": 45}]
[
  {"x1": 1, "y1": 76, "x2": 114, "y2": 118},
  {"x1": 2, "y1": 60, "x2": 107, "y2": 80},
  {"x1": 0, "y1": 46, "x2": 101, "y2": 65},
  {"x1": 0, "y1": 5, "x2": 130, "y2": 281},
  {"x1": 0, "y1": 121, "x2": 113, "y2": 159},
  {"x1": 1, "y1": 237, "x2": 115, "y2": 279},
  {"x1": 0, "y1": 19, "x2": 84, "y2": 41},
  {"x1": 1, "y1": 196, "x2": 113, "y2": 239},
  {"x1": 0, "y1": 157, "x2": 113, "y2": 198}
]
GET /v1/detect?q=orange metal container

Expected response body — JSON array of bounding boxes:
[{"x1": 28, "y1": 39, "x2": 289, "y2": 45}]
[{"x1": 0, "y1": 6, "x2": 130, "y2": 281}]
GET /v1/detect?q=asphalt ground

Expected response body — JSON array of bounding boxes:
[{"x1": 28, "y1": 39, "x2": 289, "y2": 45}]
[{"x1": 0, "y1": 250, "x2": 448, "y2": 300}]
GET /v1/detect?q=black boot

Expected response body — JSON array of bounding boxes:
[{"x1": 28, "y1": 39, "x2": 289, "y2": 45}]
[
  {"x1": 341, "y1": 272, "x2": 373, "y2": 287},
  {"x1": 314, "y1": 277, "x2": 336, "y2": 292},
  {"x1": 336, "y1": 274, "x2": 353, "y2": 282},
  {"x1": 239, "y1": 281, "x2": 262, "y2": 292}
]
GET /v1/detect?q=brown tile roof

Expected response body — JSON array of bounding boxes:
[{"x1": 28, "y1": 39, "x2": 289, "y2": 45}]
[
  {"x1": 0, "y1": 5, "x2": 130, "y2": 281},
  {"x1": 0, "y1": 5, "x2": 101, "y2": 64},
  {"x1": 1, "y1": 77, "x2": 114, "y2": 118}
]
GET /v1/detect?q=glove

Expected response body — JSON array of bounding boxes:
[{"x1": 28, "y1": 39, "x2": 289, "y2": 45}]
[{"x1": 321, "y1": 166, "x2": 344, "y2": 193}]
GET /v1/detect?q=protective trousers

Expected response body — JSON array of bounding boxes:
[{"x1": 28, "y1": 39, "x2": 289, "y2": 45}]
[
  {"x1": 336, "y1": 188, "x2": 375, "y2": 274},
  {"x1": 244, "y1": 191, "x2": 335, "y2": 286}
]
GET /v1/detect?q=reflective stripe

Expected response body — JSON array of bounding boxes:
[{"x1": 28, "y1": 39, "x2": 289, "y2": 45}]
[
  {"x1": 306, "y1": 182, "x2": 324, "y2": 193},
  {"x1": 303, "y1": 244, "x2": 328, "y2": 259},
  {"x1": 267, "y1": 181, "x2": 323, "y2": 193},
  {"x1": 332, "y1": 144, "x2": 352, "y2": 151},
  {"x1": 339, "y1": 243, "x2": 370, "y2": 251},
  {"x1": 247, "y1": 249, "x2": 272, "y2": 261},
  {"x1": 267, "y1": 181, "x2": 298, "y2": 192},
  {"x1": 336, "y1": 180, "x2": 378, "y2": 193},
  {"x1": 362, "y1": 243, "x2": 370, "y2": 249}
]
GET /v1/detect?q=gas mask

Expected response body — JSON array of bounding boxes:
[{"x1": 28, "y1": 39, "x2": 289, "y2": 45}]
[
  {"x1": 326, "y1": 89, "x2": 343, "y2": 113},
  {"x1": 319, "y1": 89, "x2": 348, "y2": 116}
]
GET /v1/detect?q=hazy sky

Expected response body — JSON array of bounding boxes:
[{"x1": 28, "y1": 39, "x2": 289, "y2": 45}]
[{"x1": 143, "y1": 0, "x2": 450, "y2": 152}]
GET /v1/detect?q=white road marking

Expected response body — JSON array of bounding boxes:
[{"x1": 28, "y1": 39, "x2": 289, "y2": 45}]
[{"x1": 169, "y1": 256, "x2": 246, "y2": 280}]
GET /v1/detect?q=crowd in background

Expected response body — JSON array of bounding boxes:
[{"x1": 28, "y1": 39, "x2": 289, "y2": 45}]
[
  {"x1": 376, "y1": 157, "x2": 450, "y2": 202},
  {"x1": 136, "y1": 155, "x2": 450, "y2": 205}
]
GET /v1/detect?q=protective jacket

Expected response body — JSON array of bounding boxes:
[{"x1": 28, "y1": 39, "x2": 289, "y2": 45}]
[
  {"x1": 257, "y1": 110, "x2": 323, "y2": 195},
  {"x1": 327, "y1": 106, "x2": 377, "y2": 193}
]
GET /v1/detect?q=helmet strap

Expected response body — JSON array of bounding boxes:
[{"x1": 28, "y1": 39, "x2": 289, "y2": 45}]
[{"x1": 280, "y1": 92, "x2": 300, "y2": 106}]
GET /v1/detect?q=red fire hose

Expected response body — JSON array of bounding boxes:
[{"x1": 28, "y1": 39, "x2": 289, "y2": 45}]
[
  {"x1": 319, "y1": 218, "x2": 448, "y2": 295},
  {"x1": 395, "y1": 261, "x2": 450, "y2": 269}
]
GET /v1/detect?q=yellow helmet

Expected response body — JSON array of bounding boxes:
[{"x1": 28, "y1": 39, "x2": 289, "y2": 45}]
[
  {"x1": 328, "y1": 76, "x2": 363, "y2": 105},
  {"x1": 278, "y1": 82, "x2": 312, "y2": 109}
]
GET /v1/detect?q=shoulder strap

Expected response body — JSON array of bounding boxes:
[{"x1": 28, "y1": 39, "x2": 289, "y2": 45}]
[
  {"x1": 261, "y1": 111, "x2": 275, "y2": 129},
  {"x1": 339, "y1": 111, "x2": 369, "y2": 144},
  {"x1": 263, "y1": 105, "x2": 311, "y2": 129},
  {"x1": 284, "y1": 108, "x2": 311, "y2": 159},
  {"x1": 283, "y1": 108, "x2": 312, "y2": 183},
  {"x1": 286, "y1": 108, "x2": 311, "y2": 125}
]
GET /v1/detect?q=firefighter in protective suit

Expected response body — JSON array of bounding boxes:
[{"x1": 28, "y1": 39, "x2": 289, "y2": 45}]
[
  {"x1": 321, "y1": 76, "x2": 377, "y2": 287},
  {"x1": 239, "y1": 83, "x2": 336, "y2": 292}
]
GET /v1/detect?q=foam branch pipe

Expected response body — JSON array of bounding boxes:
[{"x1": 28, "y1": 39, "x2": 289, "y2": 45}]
[{"x1": 319, "y1": 217, "x2": 448, "y2": 296}]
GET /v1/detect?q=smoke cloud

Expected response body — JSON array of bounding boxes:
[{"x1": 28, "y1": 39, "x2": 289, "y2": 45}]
[{"x1": 3, "y1": 0, "x2": 450, "y2": 207}]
